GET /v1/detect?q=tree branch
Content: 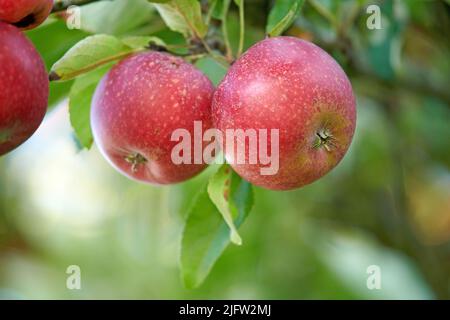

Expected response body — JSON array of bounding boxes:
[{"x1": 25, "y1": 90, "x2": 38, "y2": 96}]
[
  {"x1": 52, "y1": 0, "x2": 105, "y2": 13},
  {"x1": 237, "y1": 0, "x2": 245, "y2": 58}
]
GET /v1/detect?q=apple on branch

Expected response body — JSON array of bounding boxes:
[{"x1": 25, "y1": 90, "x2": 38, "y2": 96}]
[
  {"x1": 91, "y1": 52, "x2": 214, "y2": 185},
  {"x1": 212, "y1": 37, "x2": 357, "y2": 190}
]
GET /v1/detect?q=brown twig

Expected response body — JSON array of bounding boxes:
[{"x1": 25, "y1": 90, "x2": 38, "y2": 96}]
[{"x1": 52, "y1": 0, "x2": 106, "y2": 13}]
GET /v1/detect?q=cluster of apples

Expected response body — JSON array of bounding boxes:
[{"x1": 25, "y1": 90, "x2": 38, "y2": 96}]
[
  {"x1": 0, "y1": 0, "x2": 356, "y2": 191},
  {"x1": 0, "y1": 0, "x2": 52, "y2": 155},
  {"x1": 91, "y1": 37, "x2": 356, "y2": 190}
]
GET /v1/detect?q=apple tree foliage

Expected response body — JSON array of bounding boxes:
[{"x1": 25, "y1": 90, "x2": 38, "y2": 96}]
[
  {"x1": 33, "y1": 0, "x2": 306, "y2": 288},
  {"x1": 23, "y1": 0, "x2": 450, "y2": 292}
]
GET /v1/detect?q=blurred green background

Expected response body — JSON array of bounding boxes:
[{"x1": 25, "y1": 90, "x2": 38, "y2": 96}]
[{"x1": 0, "y1": 0, "x2": 449, "y2": 299}]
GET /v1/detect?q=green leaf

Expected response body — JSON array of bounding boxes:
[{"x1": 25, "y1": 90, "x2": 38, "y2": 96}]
[
  {"x1": 266, "y1": 0, "x2": 304, "y2": 37},
  {"x1": 180, "y1": 168, "x2": 254, "y2": 289},
  {"x1": 26, "y1": 20, "x2": 90, "y2": 71},
  {"x1": 69, "y1": 64, "x2": 112, "y2": 149},
  {"x1": 121, "y1": 36, "x2": 166, "y2": 49},
  {"x1": 50, "y1": 34, "x2": 134, "y2": 81},
  {"x1": 206, "y1": 0, "x2": 218, "y2": 20},
  {"x1": 26, "y1": 19, "x2": 90, "y2": 109},
  {"x1": 48, "y1": 81, "x2": 74, "y2": 109},
  {"x1": 195, "y1": 57, "x2": 227, "y2": 86},
  {"x1": 211, "y1": 0, "x2": 231, "y2": 21},
  {"x1": 79, "y1": 0, "x2": 156, "y2": 35},
  {"x1": 152, "y1": 0, "x2": 207, "y2": 38},
  {"x1": 207, "y1": 164, "x2": 242, "y2": 245}
]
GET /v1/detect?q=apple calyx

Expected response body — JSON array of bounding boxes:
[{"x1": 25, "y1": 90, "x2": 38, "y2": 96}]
[
  {"x1": 124, "y1": 153, "x2": 148, "y2": 173},
  {"x1": 314, "y1": 128, "x2": 336, "y2": 152}
]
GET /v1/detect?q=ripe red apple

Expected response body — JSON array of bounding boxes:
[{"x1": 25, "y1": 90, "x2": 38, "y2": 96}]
[
  {"x1": 0, "y1": 0, "x2": 53, "y2": 30},
  {"x1": 212, "y1": 36, "x2": 356, "y2": 190},
  {"x1": 91, "y1": 52, "x2": 214, "y2": 185},
  {"x1": 0, "y1": 22, "x2": 49, "y2": 156}
]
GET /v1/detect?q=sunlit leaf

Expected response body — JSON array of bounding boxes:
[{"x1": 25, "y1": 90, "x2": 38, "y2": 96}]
[
  {"x1": 26, "y1": 20, "x2": 90, "y2": 108},
  {"x1": 180, "y1": 169, "x2": 253, "y2": 288},
  {"x1": 79, "y1": 0, "x2": 156, "y2": 35},
  {"x1": 152, "y1": 0, "x2": 207, "y2": 38},
  {"x1": 50, "y1": 35, "x2": 133, "y2": 81},
  {"x1": 208, "y1": 164, "x2": 242, "y2": 245}
]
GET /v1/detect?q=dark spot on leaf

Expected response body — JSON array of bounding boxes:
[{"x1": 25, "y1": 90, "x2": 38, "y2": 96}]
[
  {"x1": 49, "y1": 71, "x2": 61, "y2": 81},
  {"x1": 147, "y1": 42, "x2": 167, "y2": 52},
  {"x1": 223, "y1": 189, "x2": 229, "y2": 201}
]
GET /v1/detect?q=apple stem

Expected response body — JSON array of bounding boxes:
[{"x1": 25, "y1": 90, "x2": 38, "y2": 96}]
[
  {"x1": 52, "y1": 0, "x2": 101, "y2": 13},
  {"x1": 124, "y1": 153, "x2": 148, "y2": 173}
]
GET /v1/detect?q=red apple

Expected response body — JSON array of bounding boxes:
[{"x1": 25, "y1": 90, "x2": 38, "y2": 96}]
[
  {"x1": 0, "y1": 22, "x2": 49, "y2": 156},
  {"x1": 0, "y1": 0, "x2": 53, "y2": 30},
  {"x1": 91, "y1": 52, "x2": 214, "y2": 185},
  {"x1": 212, "y1": 36, "x2": 356, "y2": 190}
]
